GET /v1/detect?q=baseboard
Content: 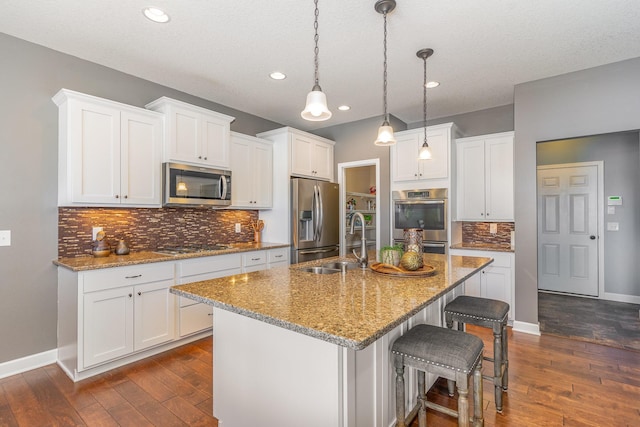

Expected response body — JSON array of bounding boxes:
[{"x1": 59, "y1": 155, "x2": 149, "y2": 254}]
[
  {"x1": 602, "y1": 292, "x2": 640, "y2": 305},
  {"x1": 512, "y1": 321, "x2": 540, "y2": 336},
  {"x1": 0, "y1": 349, "x2": 57, "y2": 380}
]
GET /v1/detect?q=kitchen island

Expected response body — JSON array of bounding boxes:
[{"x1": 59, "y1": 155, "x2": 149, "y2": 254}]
[{"x1": 171, "y1": 253, "x2": 492, "y2": 427}]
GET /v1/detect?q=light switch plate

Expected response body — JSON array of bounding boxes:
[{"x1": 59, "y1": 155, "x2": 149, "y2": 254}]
[
  {"x1": 607, "y1": 222, "x2": 619, "y2": 231},
  {"x1": 92, "y1": 226, "x2": 103, "y2": 240},
  {"x1": 235, "y1": 223, "x2": 241, "y2": 233},
  {"x1": 489, "y1": 223, "x2": 497, "y2": 234},
  {"x1": 0, "y1": 230, "x2": 11, "y2": 246}
]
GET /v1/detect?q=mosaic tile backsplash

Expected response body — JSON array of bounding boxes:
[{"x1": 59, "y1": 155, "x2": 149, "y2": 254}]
[
  {"x1": 461, "y1": 222, "x2": 515, "y2": 246},
  {"x1": 59, "y1": 207, "x2": 259, "y2": 258}
]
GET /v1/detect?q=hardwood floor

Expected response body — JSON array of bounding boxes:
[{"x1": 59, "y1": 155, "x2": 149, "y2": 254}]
[
  {"x1": 539, "y1": 291, "x2": 640, "y2": 352},
  {"x1": 1, "y1": 327, "x2": 639, "y2": 426}
]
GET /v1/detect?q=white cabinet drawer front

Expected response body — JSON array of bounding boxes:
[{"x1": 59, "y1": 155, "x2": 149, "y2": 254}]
[
  {"x1": 83, "y1": 262, "x2": 174, "y2": 293},
  {"x1": 268, "y1": 248, "x2": 288, "y2": 264},
  {"x1": 180, "y1": 303, "x2": 213, "y2": 336},
  {"x1": 178, "y1": 254, "x2": 242, "y2": 277},
  {"x1": 243, "y1": 251, "x2": 267, "y2": 267}
]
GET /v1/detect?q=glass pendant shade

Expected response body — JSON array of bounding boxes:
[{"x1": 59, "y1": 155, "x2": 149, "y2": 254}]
[
  {"x1": 177, "y1": 181, "x2": 187, "y2": 192},
  {"x1": 418, "y1": 141, "x2": 432, "y2": 159},
  {"x1": 374, "y1": 121, "x2": 396, "y2": 146},
  {"x1": 301, "y1": 84, "x2": 332, "y2": 121}
]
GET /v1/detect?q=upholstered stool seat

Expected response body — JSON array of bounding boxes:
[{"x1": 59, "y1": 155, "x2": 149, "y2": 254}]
[
  {"x1": 444, "y1": 296, "x2": 509, "y2": 413},
  {"x1": 391, "y1": 324, "x2": 484, "y2": 427}
]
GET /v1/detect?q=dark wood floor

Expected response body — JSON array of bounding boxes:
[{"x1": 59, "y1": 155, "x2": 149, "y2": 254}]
[
  {"x1": 539, "y1": 291, "x2": 640, "y2": 352},
  {"x1": 1, "y1": 326, "x2": 640, "y2": 426}
]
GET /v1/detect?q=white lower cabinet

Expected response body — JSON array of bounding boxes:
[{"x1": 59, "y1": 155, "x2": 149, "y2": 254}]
[
  {"x1": 176, "y1": 253, "x2": 243, "y2": 337},
  {"x1": 449, "y1": 249, "x2": 515, "y2": 321},
  {"x1": 58, "y1": 261, "x2": 176, "y2": 379}
]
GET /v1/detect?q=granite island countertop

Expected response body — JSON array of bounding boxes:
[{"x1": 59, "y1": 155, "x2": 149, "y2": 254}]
[
  {"x1": 171, "y1": 253, "x2": 493, "y2": 351},
  {"x1": 53, "y1": 242, "x2": 289, "y2": 271},
  {"x1": 450, "y1": 242, "x2": 514, "y2": 253}
]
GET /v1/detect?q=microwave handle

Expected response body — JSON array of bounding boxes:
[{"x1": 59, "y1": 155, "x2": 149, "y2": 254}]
[{"x1": 220, "y1": 175, "x2": 228, "y2": 200}]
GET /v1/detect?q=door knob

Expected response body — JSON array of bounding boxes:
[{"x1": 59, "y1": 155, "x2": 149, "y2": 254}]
[{"x1": 590, "y1": 235, "x2": 596, "y2": 240}]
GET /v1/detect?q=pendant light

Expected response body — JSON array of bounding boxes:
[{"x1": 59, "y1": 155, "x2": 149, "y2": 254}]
[
  {"x1": 374, "y1": 0, "x2": 397, "y2": 146},
  {"x1": 417, "y1": 48, "x2": 434, "y2": 159},
  {"x1": 301, "y1": 0, "x2": 332, "y2": 121}
]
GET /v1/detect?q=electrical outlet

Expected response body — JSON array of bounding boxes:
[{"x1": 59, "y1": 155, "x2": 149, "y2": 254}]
[
  {"x1": 235, "y1": 223, "x2": 241, "y2": 233},
  {"x1": 490, "y1": 223, "x2": 497, "y2": 234},
  {"x1": 92, "y1": 226, "x2": 103, "y2": 240}
]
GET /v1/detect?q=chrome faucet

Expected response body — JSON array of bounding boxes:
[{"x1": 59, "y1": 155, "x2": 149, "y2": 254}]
[{"x1": 349, "y1": 212, "x2": 368, "y2": 268}]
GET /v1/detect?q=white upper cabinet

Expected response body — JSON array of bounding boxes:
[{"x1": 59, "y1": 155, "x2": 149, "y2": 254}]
[
  {"x1": 391, "y1": 123, "x2": 454, "y2": 183},
  {"x1": 456, "y1": 131, "x2": 514, "y2": 221},
  {"x1": 53, "y1": 89, "x2": 163, "y2": 207},
  {"x1": 145, "y1": 97, "x2": 234, "y2": 169},
  {"x1": 290, "y1": 131, "x2": 334, "y2": 181},
  {"x1": 230, "y1": 132, "x2": 273, "y2": 209}
]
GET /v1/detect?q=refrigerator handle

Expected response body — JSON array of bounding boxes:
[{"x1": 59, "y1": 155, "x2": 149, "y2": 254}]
[
  {"x1": 312, "y1": 185, "x2": 320, "y2": 241},
  {"x1": 317, "y1": 185, "x2": 324, "y2": 241}
]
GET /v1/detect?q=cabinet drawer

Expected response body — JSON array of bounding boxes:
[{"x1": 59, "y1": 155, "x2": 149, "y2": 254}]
[
  {"x1": 180, "y1": 303, "x2": 213, "y2": 336},
  {"x1": 178, "y1": 254, "x2": 242, "y2": 277},
  {"x1": 268, "y1": 248, "x2": 288, "y2": 265},
  {"x1": 83, "y1": 262, "x2": 174, "y2": 293},
  {"x1": 243, "y1": 251, "x2": 267, "y2": 268}
]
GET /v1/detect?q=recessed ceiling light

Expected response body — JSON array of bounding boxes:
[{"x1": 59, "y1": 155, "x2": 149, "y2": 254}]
[
  {"x1": 143, "y1": 7, "x2": 170, "y2": 23},
  {"x1": 269, "y1": 72, "x2": 287, "y2": 80},
  {"x1": 338, "y1": 105, "x2": 351, "y2": 111},
  {"x1": 426, "y1": 81, "x2": 440, "y2": 88}
]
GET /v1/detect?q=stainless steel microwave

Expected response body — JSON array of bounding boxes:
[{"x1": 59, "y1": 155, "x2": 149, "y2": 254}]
[{"x1": 163, "y1": 162, "x2": 231, "y2": 207}]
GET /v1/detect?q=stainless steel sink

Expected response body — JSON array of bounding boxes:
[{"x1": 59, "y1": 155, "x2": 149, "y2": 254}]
[
  {"x1": 321, "y1": 261, "x2": 361, "y2": 271},
  {"x1": 298, "y1": 266, "x2": 341, "y2": 275}
]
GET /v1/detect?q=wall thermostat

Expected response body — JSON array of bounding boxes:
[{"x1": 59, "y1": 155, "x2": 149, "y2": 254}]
[{"x1": 607, "y1": 196, "x2": 622, "y2": 206}]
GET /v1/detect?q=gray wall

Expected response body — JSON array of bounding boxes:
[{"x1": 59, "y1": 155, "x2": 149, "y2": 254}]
[
  {"x1": 0, "y1": 33, "x2": 282, "y2": 363},
  {"x1": 514, "y1": 57, "x2": 640, "y2": 323},
  {"x1": 408, "y1": 104, "x2": 514, "y2": 138},
  {"x1": 537, "y1": 132, "x2": 640, "y2": 296},
  {"x1": 314, "y1": 115, "x2": 407, "y2": 247}
]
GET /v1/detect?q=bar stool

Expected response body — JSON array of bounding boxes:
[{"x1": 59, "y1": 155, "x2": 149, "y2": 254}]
[
  {"x1": 391, "y1": 324, "x2": 484, "y2": 427},
  {"x1": 444, "y1": 296, "x2": 509, "y2": 413}
]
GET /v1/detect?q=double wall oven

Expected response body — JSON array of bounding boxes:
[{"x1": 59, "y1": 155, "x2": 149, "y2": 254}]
[{"x1": 392, "y1": 188, "x2": 448, "y2": 254}]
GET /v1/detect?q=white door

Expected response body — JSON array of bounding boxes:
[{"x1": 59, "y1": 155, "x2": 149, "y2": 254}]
[{"x1": 537, "y1": 164, "x2": 599, "y2": 296}]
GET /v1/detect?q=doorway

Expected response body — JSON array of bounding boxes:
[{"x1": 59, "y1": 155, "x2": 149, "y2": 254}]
[
  {"x1": 537, "y1": 162, "x2": 603, "y2": 296},
  {"x1": 337, "y1": 159, "x2": 380, "y2": 258}
]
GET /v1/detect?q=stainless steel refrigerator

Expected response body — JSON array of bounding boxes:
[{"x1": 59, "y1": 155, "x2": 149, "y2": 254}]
[{"x1": 290, "y1": 178, "x2": 340, "y2": 264}]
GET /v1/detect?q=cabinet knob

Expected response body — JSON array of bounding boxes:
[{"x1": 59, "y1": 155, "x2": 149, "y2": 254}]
[
  {"x1": 486, "y1": 213, "x2": 490, "y2": 216},
  {"x1": 480, "y1": 213, "x2": 484, "y2": 216},
  {"x1": 123, "y1": 195, "x2": 128, "y2": 199},
  {"x1": 138, "y1": 291, "x2": 142, "y2": 296},
  {"x1": 414, "y1": 173, "x2": 418, "y2": 177},
  {"x1": 115, "y1": 195, "x2": 119, "y2": 199},
  {"x1": 198, "y1": 156, "x2": 202, "y2": 159},
  {"x1": 128, "y1": 293, "x2": 133, "y2": 298},
  {"x1": 204, "y1": 157, "x2": 208, "y2": 160}
]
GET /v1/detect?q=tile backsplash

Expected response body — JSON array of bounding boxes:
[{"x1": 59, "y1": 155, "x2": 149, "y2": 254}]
[
  {"x1": 461, "y1": 222, "x2": 515, "y2": 246},
  {"x1": 59, "y1": 207, "x2": 259, "y2": 258}
]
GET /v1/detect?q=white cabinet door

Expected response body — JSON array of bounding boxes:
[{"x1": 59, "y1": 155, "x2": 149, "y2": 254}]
[
  {"x1": 290, "y1": 133, "x2": 334, "y2": 181},
  {"x1": 170, "y1": 106, "x2": 201, "y2": 165},
  {"x1": 420, "y1": 127, "x2": 448, "y2": 180},
  {"x1": 133, "y1": 279, "x2": 175, "y2": 351},
  {"x1": 484, "y1": 136, "x2": 514, "y2": 221},
  {"x1": 230, "y1": 133, "x2": 273, "y2": 208},
  {"x1": 456, "y1": 132, "x2": 514, "y2": 221},
  {"x1": 120, "y1": 110, "x2": 162, "y2": 205},
  {"x1": 456, "y1": 140, "x2": 486, "y2": 220},
  {"x1": 70, "y1": 100, "x2": 122, "y2": 204},
  {"x1": 481, "y1": 266, "x2": 511, "y2": 310},
  {"x1": 201, "y1": 112, "x2": 231, "y2": 169},
  {"x1": 83, "y1": 286, "x2": 134, "y2": 368},
  {"x1": 392, "y1": 133, "x2": 421, "y2": 181}
]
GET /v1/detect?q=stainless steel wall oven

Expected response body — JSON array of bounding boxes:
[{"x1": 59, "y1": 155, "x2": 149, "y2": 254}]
[{"x1": 392, "y1": 188, "x2": 448, "y2": 254}]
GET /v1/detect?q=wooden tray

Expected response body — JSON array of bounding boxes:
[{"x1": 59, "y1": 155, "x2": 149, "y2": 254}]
[{"x1": 370, "y1": 262, "x2": 436, "y2": 277}]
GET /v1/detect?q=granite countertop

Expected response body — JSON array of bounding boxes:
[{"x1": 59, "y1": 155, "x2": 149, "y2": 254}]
[
  {"x1": 171, "y1": 253, "x2": 493, "y2": 351},
  {"x1": 53, "y1": 242, "x2": 290, "y2": 271},
  {"x1": 450, "y1": 242, "x2": 514, "y2": 253}
]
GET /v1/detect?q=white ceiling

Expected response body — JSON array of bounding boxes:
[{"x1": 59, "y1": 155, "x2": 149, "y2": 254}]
[{"x1": 2, "y1": 1, "x2": 640, "y2": 131}]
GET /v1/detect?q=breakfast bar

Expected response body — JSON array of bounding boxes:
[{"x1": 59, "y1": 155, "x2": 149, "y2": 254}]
[{"x1": 171, "y1": 253, "x2": 493, "y2": 427}]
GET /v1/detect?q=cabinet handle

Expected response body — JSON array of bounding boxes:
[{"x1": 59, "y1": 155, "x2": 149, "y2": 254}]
[
  {"x1": 125, "y1": 274, "x2": 142, "y2": 279},
  {"x1": 128, "y1": 293, "x2": 133, "y2": 298},
  {"x1": 480, "y1": 213, "x2": 484, "y2": 216},
  {"x1": 414, "y1": 173, "x2": 418, "y2": 177},
  {"x1": 198, "y1": 156, "x2": 202, "y2": 159},
  {"x1": 486, "y1": 213, "x2": 490, "y2": 216},
  {"x1": 123, "y1": 195, "x2": 128, "y2": 199},
  {"x1": 204, "y1": 157, "x2": 208, "y2": 160},
  {"x1": 208, "y1": 313, "x2": 213, "y2": 317},
  {"x1": 138, "y1": 291, "x2": 142, "y2": 296},
  {"x1": 251, "y1": 258, "x2": 260, "y2": 261},
  {"x1": 275, "y1": 255, "x2": 283, "y2": 258},
  {"x1": 115, "y1": 195, "x2": 119, "y2": 199}
]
